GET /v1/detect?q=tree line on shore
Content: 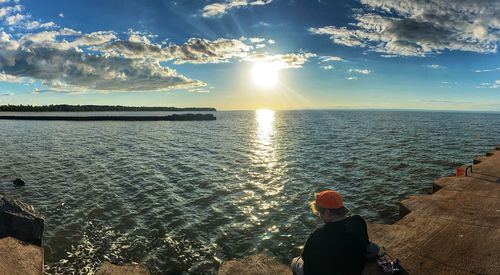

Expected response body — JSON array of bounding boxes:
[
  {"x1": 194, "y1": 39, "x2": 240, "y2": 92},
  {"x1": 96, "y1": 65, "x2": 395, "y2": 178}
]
[{"x1": 0, "y1": 104, "x2": 216, "y2": 112}]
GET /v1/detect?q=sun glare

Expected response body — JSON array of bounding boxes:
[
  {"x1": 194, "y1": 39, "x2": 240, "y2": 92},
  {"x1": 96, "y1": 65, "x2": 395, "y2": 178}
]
[{"x1": 251, "y1": 61, "x2": 279, "y2": 88}]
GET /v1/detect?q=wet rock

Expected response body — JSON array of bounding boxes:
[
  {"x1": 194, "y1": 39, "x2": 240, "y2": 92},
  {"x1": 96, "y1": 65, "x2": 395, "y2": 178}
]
[
  {"x1": 13, "y1": 178, "x2": 26, "y2": 185},
  {"x1": 96, "y1": 261, "x2": 150, "y2": 275},
  {"x1": 218, "y1": 254, "x2": 292, "y2": 275},
  {"x1": 0, "y1": 196, "x2": 44, "y2": 246}
]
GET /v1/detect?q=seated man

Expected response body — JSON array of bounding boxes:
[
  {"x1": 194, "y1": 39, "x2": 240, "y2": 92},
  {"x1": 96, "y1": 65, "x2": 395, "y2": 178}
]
[{"x1": 291, "y1": 190, "x2": 369, "y2": 275}]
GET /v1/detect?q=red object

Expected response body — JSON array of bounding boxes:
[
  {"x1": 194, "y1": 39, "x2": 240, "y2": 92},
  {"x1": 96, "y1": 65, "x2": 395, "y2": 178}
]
[
  {"x1": 315, "y1": 190, "x2": 344, "y2": 209},
  {"x1": 456, "y1": 167, "x2": 465, "y2": 177}
]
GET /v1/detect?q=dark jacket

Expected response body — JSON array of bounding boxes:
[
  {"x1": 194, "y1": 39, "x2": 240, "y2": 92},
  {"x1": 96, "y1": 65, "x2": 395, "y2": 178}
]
[{"x1": 301, "y1": 215, "x2": 369, "y2": 275}]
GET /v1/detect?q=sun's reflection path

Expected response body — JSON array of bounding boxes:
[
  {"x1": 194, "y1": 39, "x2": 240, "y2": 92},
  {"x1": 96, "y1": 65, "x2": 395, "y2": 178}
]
[
  {"x1": 256, "y1": 109, "x2": 275, "y2": 148},
  {"x1": 252, "y1": 109, "x2": 283, "y2": 195},
  {"x1": 227, "y1": 110, "x2": 289, "y2": 252}
]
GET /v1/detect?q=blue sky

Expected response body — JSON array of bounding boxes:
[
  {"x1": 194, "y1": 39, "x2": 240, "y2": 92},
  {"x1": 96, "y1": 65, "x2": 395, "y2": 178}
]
[{"x1": 0, "y1": 0, "x2": 498, "y2": 110}]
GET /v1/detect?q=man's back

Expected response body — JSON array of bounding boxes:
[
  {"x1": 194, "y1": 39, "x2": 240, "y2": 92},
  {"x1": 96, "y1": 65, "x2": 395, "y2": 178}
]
[{"x1": 301, "y1": 215, "x2": 369, "y2": 275}]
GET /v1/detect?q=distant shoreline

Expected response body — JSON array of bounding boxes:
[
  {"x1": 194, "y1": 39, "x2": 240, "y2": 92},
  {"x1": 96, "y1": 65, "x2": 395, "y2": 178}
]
[
  {"x1": 0, "y1": 113, "x2": 216, "y2": 121},
  {"x1": 0, "y1": 104, "x2": 216, "y2": 112}
]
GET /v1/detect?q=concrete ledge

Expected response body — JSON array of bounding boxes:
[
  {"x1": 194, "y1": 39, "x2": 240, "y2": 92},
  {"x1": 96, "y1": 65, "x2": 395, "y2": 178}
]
[
  {"x1": 218, "y1": 254, "x2": 292, "y2": 275},
  {"x1": 473, "y1": 155, "x2": 488, "y2": 164},
  {"x1": 0, "y1": 237, "x2": 43, "y2": 275},
  {"x1": 95, "y1": 261, "x2": 150, "y2": 275},
  {"x1": 368, "y1": 149, "x2": 500, "y2": 274}
]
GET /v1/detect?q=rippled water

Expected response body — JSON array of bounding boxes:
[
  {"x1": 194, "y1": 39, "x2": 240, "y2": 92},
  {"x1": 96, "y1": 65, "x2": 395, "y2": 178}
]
[{"x1": 0, "y1": 110, "x2": 499, "y2": 274}]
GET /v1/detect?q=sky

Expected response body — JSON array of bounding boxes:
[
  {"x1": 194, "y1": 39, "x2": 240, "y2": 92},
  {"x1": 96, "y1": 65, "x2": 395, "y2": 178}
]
[{"x1": 0, "y1": 0, "x2": 498, "y2": 110}]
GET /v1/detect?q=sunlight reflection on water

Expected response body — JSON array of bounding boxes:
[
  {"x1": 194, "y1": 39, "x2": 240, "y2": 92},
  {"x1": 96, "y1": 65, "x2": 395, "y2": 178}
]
[{"x1": 1, "y1": 110, "x2": 499, "y2": 274}]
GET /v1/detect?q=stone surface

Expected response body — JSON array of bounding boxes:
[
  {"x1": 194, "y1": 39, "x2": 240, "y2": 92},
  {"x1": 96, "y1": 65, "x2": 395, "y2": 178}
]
[
  {"x1": 367, "y1": 149, "x2": 500, "y2": 274},
  {"x1": 95, "y1": 261, "x2": 150, "y2": 275},
  {"x1": 0, "y1": 196, "x2": 44, "y2": 246},
  {"x1": 218, "y1": 254, "x2": 292, "y2": 275},
  {"x1": 0, "y1": 237, "x2": 44, "y2": 275}
]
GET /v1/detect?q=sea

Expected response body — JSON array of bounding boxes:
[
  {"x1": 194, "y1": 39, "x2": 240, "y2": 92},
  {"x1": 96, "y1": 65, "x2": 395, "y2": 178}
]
[{"x1": 0, "y1": 110, "x2": 499, "y2": 274}]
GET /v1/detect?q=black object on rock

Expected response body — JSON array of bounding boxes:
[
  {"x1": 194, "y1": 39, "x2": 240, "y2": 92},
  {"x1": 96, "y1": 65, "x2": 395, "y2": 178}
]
[
  {"x1": 0, "y1": 196, "x2": 44, "y2": 246},
  {"x1": 13, "y1": 178, "x2": 25, "y2": 185}
]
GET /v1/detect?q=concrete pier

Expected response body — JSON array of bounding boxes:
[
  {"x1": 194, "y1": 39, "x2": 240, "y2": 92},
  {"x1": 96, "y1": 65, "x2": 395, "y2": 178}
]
[
  {"x1": 368, "y1": 146, "x2": 500, "y2": 274},
  {"x1": 0, "y1": 237, "x2": 44, "y2": 275}
]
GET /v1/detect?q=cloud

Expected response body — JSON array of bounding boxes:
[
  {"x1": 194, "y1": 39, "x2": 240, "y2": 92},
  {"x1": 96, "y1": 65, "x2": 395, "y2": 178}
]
[
  {"x1": 309, "y1": 0, "x2": 500, "y2": 57},
  {"x1": 0, "y1": 5, "x2": 22, "y2": 18},
  {"x1": 426, "y1": 64, "x2": 446, "y2": 69},
  {"x1": 0, "y1": 1, "x2": 309, "y2": 93},
  {"x1": 349, "y1": 68, "x2": 371, "y2": 74},
  {"x1": 346, "y1": 76, "x2": 358, "y2": 80},
  {"x1": 249, "y1": 37, "x2": 265, "y2": 43},
  {"x1": 321, "y1": 65, "x2": 333, "y2": 70},
  {"x1": 0, "y1": 92, "x2": 14, "y2": 96},
  {"x1": 24, "y1": 20, "x2": 57, "y2": 30},
  {"x1": 477, "y1": 80, "x2": 500, "y2": 89},
  {"x1": 188, "y1": 88, "x2": 210, "y2": 93},
  {"x1": 202, "y1": 0, "x2": 273, "y2": 18},
  {"x1": 0, "y1": 28, "x2": 205, "y2": 92},
  {"x1": 165, "y1": 37, "x2": 253, "y2": 64},
  {"x1": 319, "y1": 56, "x2": 345, "y2": 62},
  {"x1": 5, "y1": 13, "x2": 23, "y2": 25},
  {"x1": 474, "y1": 67, "x2": 500, "y2": 73},
  {"x1": 246, "y1": 52, "x2": 316, "y2": 69},
  {"x1": 58, "y1": 13, "x2": 64, "y2": 18},
  {"x1": 268, "y1": 39, "x2": 275, "y2": 44},
  {"x1": 0, "y1": 72, "x2": 24, "y2": 82}
]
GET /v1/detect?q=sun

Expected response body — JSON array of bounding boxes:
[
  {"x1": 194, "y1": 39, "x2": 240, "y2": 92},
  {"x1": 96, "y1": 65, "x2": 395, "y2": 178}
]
[{"x1": 251, "y1": 61, "x2": 279, "y2": 88}]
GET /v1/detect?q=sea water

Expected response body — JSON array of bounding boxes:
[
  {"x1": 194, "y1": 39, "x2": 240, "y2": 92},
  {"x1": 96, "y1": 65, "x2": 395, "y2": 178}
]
[{"x1": 0, "y1": 110, "x2": 499, "y2": 274}]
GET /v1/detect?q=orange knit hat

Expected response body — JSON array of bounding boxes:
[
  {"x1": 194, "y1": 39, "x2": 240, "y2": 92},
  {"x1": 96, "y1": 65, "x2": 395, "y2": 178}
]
[{"x1": 315, "y1": 190, "x2": 344, "y2": 209}]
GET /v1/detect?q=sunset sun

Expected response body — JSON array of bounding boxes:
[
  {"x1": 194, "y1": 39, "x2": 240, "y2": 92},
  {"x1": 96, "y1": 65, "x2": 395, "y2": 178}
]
[{"x1": 251, "y1": 61, "x2": 279, "y2": 88}]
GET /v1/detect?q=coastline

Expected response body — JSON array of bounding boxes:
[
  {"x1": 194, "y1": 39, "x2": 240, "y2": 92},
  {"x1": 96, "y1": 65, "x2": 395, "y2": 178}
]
[{"x1": 0, "y1": 113, "x2": 216, "y2": 121}]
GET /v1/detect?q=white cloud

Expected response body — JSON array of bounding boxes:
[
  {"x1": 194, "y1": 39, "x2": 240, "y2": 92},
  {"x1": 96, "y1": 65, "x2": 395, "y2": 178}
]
[
  {"x1": 347, "y1": 76, "x2": 358, "y2": 80},
  {"x1": 349, "y1": 68, "x2": 371, "y2": 74},
  {"x1": 477, "y1": 80, "x2": 500, "y2": 89},
  {"x1": 426, "y1": 64, "x2": 446, "y2": 69},
  {"x1": 5, "y1": 12, "x2": 24, "y2": 25},
  {"x1": 202, "y1": 0, "x2": 272, "y2": 18},
  {"x1": 24, "y1": 20, "x2": 57, "y2": 30},
  {"x1": 474, "y1": 67, "x2": 500, "y2": 73},
  {"x1": 246, "y1": 52, "x2": 316, "y2": 69},
  {"x1": 0, "y1": 4, "x2": 21, "y2": 18},
  {"x1": 188, "y1": 88, "x2": 210, "y2": 93},
  {"x1": 0, "y1": 72, "x2": 23, "y2": 82},
  {"x1": 268, "y1": 39, "x2": 275, "y2": 44},
  {"x1": 249, "y1": 37, "x2": 265, "y2": 43},
  {"x1": 58, "y1": 12, "x2": 64, "y2": 18},
  {"x1": 309, "y1": 0, "x2": 500, "y2": 57},
  {"x1": 319, "y1": 56, "x2": 345, "y2": 62},
  {"x1": 0, "y1": 92, "x2": 14, "y2": 96},
  {"x1": 321, "y1": 65, "x2": 333, "y2": 70}
]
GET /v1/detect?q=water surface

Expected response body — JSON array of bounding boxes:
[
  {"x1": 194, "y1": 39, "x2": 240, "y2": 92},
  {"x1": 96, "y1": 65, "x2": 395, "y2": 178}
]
[{"x1": 0, "y1": 110, "x2": 499, "y2": 274}]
